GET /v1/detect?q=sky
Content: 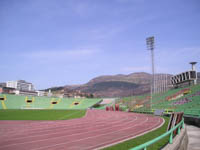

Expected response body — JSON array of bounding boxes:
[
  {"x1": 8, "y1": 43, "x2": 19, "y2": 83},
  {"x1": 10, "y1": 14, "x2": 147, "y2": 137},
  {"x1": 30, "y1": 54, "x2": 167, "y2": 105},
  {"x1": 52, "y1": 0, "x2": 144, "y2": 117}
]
[{"x1": 0, "y1": 0, "x2": 200, "y2": 89}]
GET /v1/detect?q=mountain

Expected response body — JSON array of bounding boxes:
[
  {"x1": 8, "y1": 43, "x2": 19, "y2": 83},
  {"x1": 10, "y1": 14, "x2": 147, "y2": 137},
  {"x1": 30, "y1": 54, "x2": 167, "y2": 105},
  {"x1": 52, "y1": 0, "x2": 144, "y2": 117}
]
[
  {"x1": 45, "y1": 72, "x2": 172, "y2": 97},
  {"x1": 87, "y1": 72, "x2": 151, "y2": 85},
  {"x1": 43, "y1": 72, "x2": 169, "y2": 98},
  {"x1": 45, "y1": 72, "x2": 200, "y2": 97},
  {"x1": 72, "y1": 72, "x2": 172, "y2": 97}
]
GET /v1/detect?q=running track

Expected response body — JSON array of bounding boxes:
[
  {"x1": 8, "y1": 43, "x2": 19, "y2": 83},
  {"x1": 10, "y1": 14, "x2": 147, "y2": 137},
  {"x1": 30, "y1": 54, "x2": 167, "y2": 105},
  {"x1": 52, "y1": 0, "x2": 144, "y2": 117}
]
[{"x1": 0, "y1": 110, "x2": 164, "y2": 150}]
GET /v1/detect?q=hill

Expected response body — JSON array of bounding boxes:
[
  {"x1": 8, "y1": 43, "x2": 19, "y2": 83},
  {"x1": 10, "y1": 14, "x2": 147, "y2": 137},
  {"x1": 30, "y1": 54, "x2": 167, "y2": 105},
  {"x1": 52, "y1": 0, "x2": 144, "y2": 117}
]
[
  {"x1": 46, "y1": 72, "x2": 172, "y2": 97},
  {"x1": 74, "y1": 72, "x2": 158, "y2": 97}
]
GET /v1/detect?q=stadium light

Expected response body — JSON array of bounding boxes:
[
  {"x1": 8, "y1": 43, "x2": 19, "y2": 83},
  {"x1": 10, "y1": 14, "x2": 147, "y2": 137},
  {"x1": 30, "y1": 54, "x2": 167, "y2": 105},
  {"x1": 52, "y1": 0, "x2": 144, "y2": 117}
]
[
  {"x1": 190, "y1": 62, "x2": 197, "y2": 71},
  {"x1": 190, "y1": 62, "x2": 197, "y2": 85},
  {"x1": 146, "y1": 36, "x2": 155, "y2": 110}
]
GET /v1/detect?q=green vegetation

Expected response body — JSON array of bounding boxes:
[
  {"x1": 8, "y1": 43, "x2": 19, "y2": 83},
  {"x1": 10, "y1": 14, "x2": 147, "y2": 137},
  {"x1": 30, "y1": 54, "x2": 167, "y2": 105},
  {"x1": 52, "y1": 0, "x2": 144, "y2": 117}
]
[
  {"x1": 102, "y1": 116, "x2": 170, "y2": 150},
  {"x1": 88, "y1": 81, "x2": 139, "y2": 92},
  {"x1": 0, "y1": 109, "x2": 86, "y2": 120}
]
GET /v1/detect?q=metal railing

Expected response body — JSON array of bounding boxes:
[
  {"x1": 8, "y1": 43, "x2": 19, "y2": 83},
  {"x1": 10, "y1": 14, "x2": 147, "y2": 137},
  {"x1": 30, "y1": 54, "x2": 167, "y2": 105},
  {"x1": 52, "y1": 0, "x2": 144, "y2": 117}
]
[
  {"x1": 132, "y1": 109, "x2": 174, "y2": 115},
  {"x1": 184, "y1": 109, "x2": 200, "y2": 117},
  {"x1": 130, "y1": 118, "x2": 184, "y2": 150}
]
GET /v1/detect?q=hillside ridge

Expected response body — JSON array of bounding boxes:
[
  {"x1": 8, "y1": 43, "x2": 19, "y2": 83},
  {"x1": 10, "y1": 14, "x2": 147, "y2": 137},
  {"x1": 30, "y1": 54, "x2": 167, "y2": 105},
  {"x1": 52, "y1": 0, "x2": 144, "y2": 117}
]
[{"x1": 45, "y1": 72, "x2": 173, "y2": 97}]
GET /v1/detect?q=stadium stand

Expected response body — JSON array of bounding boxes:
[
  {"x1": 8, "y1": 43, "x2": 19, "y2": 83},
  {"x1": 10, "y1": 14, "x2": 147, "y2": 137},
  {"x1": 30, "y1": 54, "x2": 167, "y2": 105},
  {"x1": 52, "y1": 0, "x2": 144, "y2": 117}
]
[
  {"x1": 119, "y1": 84, "x2": 200, "y2": 117},
  {"x1": 0, "y1": 94, "x2": 101, "y2": 110},
  {"x1": 95, "y1": 98, "x2": 115, "y2": 110}
]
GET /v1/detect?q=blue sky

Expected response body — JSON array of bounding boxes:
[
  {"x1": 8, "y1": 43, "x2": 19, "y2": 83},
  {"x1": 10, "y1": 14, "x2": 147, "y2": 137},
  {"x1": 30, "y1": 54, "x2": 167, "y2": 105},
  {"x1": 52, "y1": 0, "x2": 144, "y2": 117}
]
[{"x1": 0, "y1": 0, "x2": 200, "y2": 89}]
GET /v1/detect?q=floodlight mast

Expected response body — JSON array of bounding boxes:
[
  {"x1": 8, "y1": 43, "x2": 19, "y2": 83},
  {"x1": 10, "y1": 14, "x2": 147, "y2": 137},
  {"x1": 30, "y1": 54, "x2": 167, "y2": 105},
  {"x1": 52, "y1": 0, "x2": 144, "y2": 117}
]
[
  {"x1": 146, "y1": 36, "x2": 155, "y2": 110},
  {"x1": 165, "y1": 74, "x2": 168, "y2": 91}
]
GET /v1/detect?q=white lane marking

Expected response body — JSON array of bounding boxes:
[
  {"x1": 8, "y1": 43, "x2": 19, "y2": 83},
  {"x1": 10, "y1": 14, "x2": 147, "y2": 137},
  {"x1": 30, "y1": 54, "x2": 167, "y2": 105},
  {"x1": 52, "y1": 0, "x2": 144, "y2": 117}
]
[
  {"x1": 35, "y1": 116, "x2": 164, "y2": 150},
  {"x1": 92, "y1": 117, "x2": 165, "y2": 150},
  {"x1": 0, "y1": 112, "x2": 138, "y2": 148},
  {"x1": 33, "y1": 116, "x2": 153, "y2": 150},
  {"x1": 1, "y1": 115, "x2": 133, "y2": 142},
  {"x1": 0, "y1": 110, "x2": 126, "y2": 138},
  {"x1": 57, "y1": 110, "x2": 82, "y2": 120},
  {"x1": 0, "y1": 111, "x2": 130, "y2": 140}
]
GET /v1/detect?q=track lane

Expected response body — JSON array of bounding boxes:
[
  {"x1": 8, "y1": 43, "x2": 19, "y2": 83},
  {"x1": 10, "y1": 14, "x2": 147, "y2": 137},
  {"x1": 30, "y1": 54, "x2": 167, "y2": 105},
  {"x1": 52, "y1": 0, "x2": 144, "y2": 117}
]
[
  {"x1": 0, "y1": 110, "x2": 164, "y2": 150},
  {"x1": 0, "y1": 111, "x2": 130, "y2": 139}
]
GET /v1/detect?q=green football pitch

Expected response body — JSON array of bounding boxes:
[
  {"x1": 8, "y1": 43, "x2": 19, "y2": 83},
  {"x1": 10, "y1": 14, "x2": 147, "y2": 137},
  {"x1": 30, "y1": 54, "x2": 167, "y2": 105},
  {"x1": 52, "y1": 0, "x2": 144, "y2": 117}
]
[{"x1": 0, "y1": 109, "x2": 86, "y2": 120}]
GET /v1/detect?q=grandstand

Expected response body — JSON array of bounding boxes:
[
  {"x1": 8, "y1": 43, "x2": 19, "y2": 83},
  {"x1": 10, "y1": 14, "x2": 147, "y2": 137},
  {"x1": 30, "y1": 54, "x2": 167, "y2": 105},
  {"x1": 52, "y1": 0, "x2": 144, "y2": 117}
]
[
  {"x1": 0, "y1": 94, "x2": 102, "y2": 110},
  {"x1": 94, "y1": 98, "x2": 115, "y2": 109},
  {"x1": 152, "y1": 84, "x2": 200, "y2": 115},
  {"x1": 118, "y1": 84, "x2": 200, "y2": 117},
  {"x1": 0, "y1": 84, "x2": 196, "y2": 150}
]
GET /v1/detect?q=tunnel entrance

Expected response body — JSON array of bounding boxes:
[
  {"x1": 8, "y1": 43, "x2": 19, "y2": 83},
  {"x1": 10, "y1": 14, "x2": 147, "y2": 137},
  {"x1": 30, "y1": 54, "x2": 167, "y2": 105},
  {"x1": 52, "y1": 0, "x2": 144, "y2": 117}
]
[
  {"x1": 52, "y1": 102, "x2": 58, "y2": 104},
  {"x1": 0, "y1": 97, "x2": 5, "y2": 101},
  {"x1": 27, "y1": 100, "x2": 32, "y2": 103},
  {"x1": 74, "y1": 102, "x2": 79, "y2": 105}
]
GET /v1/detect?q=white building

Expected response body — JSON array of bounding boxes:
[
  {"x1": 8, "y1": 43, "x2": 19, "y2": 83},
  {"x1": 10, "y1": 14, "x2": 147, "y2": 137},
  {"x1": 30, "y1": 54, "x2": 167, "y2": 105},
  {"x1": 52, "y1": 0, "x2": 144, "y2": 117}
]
[
  {"x1": 6, "y1": 80, "x2": 35, "y2": 91},
  {"x1": 47, "y1": 89, "x2": 52, "y2": 97},
  {"x1": 14, "y1": 90, "x2": 37, "y2": 96},
  {"x1": 36, "y1": 90, "x2": 46, "y2": 97}
]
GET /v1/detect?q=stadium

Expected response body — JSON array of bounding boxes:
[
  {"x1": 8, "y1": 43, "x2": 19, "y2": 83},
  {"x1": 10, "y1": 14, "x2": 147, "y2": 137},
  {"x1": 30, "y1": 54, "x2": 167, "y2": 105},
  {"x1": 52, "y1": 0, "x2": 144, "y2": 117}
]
[
  {"x1": 1, "y1": 1, "x2": 200, "y2": 150},
  {"x1": 0, "y1": 64, "x2": 199, "y2": 150}
]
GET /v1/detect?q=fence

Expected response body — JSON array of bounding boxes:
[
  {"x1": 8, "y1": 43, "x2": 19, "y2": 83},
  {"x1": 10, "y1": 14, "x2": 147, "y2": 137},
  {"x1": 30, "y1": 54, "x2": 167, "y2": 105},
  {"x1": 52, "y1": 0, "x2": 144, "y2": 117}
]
[
  {"x1": 184, "y1": 109, "x2": 200, "y2": 117},
  {"x1": 130, "y1": 118, "x2": 184, "y2": 150}
]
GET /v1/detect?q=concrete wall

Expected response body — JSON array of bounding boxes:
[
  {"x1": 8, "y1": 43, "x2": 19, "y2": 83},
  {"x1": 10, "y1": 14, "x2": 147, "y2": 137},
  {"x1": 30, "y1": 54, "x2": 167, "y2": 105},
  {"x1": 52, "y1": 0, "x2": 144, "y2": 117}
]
[
  {"x1": 184, "y1": 116, "x2": 200, "y2": 128},
  {"x1": 162, "y1": 125, "x2": 188, "y2": 150}
]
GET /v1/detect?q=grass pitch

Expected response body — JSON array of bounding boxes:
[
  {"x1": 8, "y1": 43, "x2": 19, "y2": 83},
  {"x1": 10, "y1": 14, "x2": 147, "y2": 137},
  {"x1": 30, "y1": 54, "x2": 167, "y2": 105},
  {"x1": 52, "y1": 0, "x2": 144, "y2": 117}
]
[{"x1": 0, "y1": 109, "x2": 86, "y2": 120}]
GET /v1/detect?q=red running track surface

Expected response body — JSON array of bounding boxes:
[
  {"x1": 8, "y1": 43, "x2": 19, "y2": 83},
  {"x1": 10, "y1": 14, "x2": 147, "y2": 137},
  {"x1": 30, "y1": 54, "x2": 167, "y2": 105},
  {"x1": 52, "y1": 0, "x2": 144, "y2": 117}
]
[{"x1": 0, "y1": 110, "x2": 164, "y2": 150}]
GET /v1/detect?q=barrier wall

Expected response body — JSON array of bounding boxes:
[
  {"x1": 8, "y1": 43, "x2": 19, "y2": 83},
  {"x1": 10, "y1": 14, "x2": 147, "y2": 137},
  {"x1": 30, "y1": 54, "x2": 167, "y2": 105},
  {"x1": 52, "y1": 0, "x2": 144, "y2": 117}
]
[
  {"x1": 162, "y1": 125, "x2": 188, "y2": 150},
  {"x1": 184, "y1": 116, "x2": 200, "y2": 127}
]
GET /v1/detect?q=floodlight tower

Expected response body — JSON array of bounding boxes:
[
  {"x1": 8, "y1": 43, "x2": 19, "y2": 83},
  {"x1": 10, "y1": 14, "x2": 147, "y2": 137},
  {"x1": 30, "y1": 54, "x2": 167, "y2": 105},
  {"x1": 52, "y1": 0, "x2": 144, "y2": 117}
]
[
  {"x1": 190, "y1": 62, "x2": 197, "y2": 85},
  {"x1": 162, "y1": 74, "x2": 165, "y2": 93},
  {"x1": 164, "y1": 74, "x2": 168, "y2": 92},
  {"x1": 146, "y1": 36, "x2": 155, "y2": 110}
]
